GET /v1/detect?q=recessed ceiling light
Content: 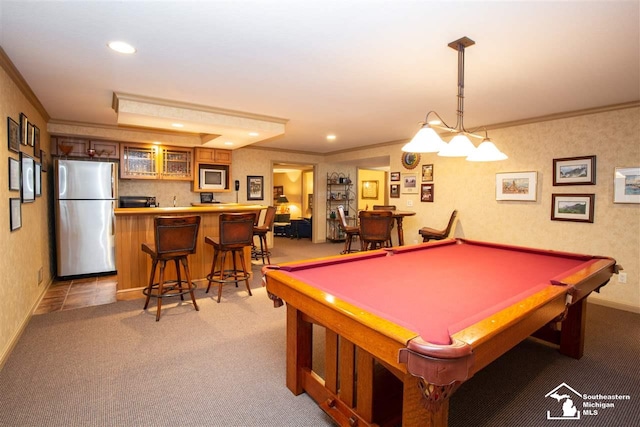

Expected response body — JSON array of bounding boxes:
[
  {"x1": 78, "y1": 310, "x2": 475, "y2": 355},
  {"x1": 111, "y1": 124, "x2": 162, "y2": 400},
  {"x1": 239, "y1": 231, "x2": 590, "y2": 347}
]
[
  {"x1": 107, "y1": 41, "x2": 136, "y2": 54},
  {"x1": 327, "y1": 134, "x2": 336, "y2": 141},
  {"x1": 171, "y1": 123, "x2": 184, "y2": 128},
  {"x1": 224, "y1": 141, "x2": 234, "y2": 146},
  {"x1": 248, "y1": 132, "x2": 259, "y2": 137},
  {"x1": 152, "y1": 141, "x2": 161, "y2": 145}
]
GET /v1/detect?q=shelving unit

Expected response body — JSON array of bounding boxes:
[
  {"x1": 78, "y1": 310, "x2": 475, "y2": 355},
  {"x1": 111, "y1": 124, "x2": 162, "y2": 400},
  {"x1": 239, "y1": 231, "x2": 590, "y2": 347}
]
[
  {"x1": 120, "y1": 143, "x2": 193, "y2": 180},
  {"x1": 326, "y1": 172, "x2": 356, "y2": 242}
]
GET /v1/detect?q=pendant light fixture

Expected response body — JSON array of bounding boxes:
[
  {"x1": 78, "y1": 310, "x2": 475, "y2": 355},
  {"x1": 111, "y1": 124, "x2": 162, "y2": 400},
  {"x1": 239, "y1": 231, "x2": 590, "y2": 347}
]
[{"x1": 402, "y1": 37, "x2": 507, "y2": 161}]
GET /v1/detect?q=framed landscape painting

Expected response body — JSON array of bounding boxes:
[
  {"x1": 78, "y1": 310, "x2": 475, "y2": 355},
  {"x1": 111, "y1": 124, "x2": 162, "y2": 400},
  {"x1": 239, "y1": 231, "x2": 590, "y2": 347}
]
[
  {"x1": 551, "y1": 194, "x2": 595, "y2": 223},
  {"x1": 496, "y1": 171, "x2": 537, "y2": 201},
  {"x1": 553, "y1": 156, "x2": 596, "y2": 186},
  {"x1": 613, "y1": 167, "x2": 640, "y2": 204}
]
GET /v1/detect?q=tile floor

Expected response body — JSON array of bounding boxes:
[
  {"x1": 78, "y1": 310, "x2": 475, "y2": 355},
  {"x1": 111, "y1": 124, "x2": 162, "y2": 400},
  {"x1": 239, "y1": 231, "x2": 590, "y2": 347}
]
[{"x1": 34, "y1": 275, "x2": 119, "y2": 315}]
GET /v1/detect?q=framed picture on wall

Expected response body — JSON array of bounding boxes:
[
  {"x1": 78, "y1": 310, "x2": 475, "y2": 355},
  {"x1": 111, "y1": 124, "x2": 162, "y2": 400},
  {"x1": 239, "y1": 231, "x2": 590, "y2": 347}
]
[
  {"x1": 390, "y1": 172, "x2": 400, "y2": 181},
  {"x1": 7, "y1": 117, "x2": 20, "y2": 153},
  {"x1": 553, "y1": 155, "x2": 596, "y2": 185},
  {"x1": 8, "y1": 157, "x2": 20, "y2": 191},
  {"x1": 273, "y1": 185, "x2": 284, "y2": 200},
  {"x1": 551, "y1": 193, "x2": 595, "y2": 223},
  {"x1": 10, "y1": 198, "x2": 21, "y2": 231},
  {"x1": 401, "y1": 173, "x2": 418, "y2": 194},
  {"x1": 421, "y1": 164, "x2": 433, "y2": 182},
  {"x1": 247, "y1": 176, "x2": 264, "y2": 200},
  {"x1": 495, "y1": 171, "x2": 538, "y2": 201},
  {"x1": 20, "y1": 152, "x2": 35, "y2": 203},
  {"x1": 421, "y1": 184, "x2": 434, "y2": 202},
  {"x1": 613, "y1": 167, "x2": 640, "y2": 204},
  {"x1": 390, "y1": 184, "x2": 400, "y2": 198},
  {"x1": 35, "y1": 163, "x2": 42, "y2": 197},
  {"x1": 420, "y1": 184, "x2": 433, "y2": 202},
  {"x1": 20, "y1": 113, "x2": 28, "y2": 146},
  {"x1": 33, "y1": 125, "x2": 41, "y2": 158},
  {"x1": 361, "y1": 180, "x2": 378, "y2": 199}
]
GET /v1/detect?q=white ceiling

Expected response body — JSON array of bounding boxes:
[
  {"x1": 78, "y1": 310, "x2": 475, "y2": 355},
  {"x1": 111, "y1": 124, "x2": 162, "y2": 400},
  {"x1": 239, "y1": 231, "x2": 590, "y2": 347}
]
[{"x1": 1, "y1": 1, "x2": 638, "y2": 154}]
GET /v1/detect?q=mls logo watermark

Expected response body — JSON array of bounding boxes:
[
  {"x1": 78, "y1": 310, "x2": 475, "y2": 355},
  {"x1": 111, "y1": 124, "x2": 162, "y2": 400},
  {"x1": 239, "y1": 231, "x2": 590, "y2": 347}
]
[
  {"x1": 545, "y1": 383, "x2": 581, "y2": 420},
  {"x1": 545, "y1": 382, "x2": 632, "y2": 421}
]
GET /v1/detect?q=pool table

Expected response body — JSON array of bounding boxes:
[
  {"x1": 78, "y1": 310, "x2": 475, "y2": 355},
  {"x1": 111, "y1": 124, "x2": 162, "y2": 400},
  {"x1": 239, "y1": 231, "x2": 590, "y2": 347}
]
[{"x1": 262, "y1": 239, "x2": 617, "y2": 427}]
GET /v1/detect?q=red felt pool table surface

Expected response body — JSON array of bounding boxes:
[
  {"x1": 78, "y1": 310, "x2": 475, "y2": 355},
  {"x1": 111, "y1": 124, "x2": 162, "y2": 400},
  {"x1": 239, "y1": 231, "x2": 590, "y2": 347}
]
[
  {"x1": 277, "y1": 239, "x2": 601, "y2": 345},
  {"x1": 264, "y1": 238, "x2": 616, "y2": 427}
]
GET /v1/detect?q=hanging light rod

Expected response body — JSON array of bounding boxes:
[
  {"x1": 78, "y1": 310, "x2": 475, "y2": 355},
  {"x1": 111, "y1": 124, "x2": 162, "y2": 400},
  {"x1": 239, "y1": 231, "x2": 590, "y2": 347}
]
[{"x1": 402, "y1": 36, "x2": 507, "y2": 162}]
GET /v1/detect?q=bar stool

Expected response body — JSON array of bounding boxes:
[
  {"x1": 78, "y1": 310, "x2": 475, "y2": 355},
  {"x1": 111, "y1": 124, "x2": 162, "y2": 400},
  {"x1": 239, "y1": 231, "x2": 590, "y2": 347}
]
[
  {"x1": 358, "y1": 210, "x2": 393, "y2": 251},
  {"x1": 205, "y1": 212, "x2": 256, "y2": 303},
  {"x1": 337, "y1": 205, "x2": 360, "y2": 254},
  {"x1": 141, "y1": 215, "x2": 201, "y2": 321},
  {"x1": 252, "y1": 206, "x2": 276, "y2": 264}
]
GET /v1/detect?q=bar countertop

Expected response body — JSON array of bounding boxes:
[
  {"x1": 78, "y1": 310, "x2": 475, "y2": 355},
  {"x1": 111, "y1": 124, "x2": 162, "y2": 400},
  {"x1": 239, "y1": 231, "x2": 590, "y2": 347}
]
[{"x1": 114, "y1": 203, "x2": 267, "y2": 215}]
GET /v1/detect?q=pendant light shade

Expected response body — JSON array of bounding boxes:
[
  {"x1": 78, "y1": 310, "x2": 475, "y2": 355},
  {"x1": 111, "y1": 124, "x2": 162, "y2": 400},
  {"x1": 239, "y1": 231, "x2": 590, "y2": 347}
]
[
  {"x1": 401, "y1": 123, "x2": 446, "y2": 153},
  {"x1": 404, "y1": 37, "x2": 507, "y2": 162},
  {"x1": 466, "y1": 138, "x2": 508, "y2": 162},
  {"x1": 437, "y1": 133, "x2": 475, "y2": 157}
]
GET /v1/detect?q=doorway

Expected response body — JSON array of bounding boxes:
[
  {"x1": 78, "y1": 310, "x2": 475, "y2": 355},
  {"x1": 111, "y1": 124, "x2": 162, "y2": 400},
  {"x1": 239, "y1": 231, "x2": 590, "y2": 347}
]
[{"x1": 272, "y1": 162, "x2": 315, "y2": 241}]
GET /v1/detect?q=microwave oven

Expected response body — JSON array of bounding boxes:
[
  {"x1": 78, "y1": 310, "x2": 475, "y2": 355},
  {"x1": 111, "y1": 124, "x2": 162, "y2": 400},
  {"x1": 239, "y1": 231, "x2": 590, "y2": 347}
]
[{"x1": 200, "y1": 168, "x2": 226, "y2": 190}]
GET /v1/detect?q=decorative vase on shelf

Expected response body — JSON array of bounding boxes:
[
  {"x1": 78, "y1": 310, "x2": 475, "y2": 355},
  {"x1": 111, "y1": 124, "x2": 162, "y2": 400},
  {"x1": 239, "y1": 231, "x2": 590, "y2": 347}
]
[
  {"x1": 87, "y1": 148, "x2": 96, "y2": 158},
  {"x1": 58, "y1": 144, "x2": 73, "y2": 157}
]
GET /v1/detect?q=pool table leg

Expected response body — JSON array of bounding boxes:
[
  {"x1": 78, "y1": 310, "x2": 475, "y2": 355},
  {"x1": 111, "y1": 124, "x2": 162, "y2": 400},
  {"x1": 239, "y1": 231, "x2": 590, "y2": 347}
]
[
  {"x1": 559, "y1": 298, "x2": 587, "y2": 359},
  {"x1": 286, "y1": 304, "x2": 312, "y2": 395}
]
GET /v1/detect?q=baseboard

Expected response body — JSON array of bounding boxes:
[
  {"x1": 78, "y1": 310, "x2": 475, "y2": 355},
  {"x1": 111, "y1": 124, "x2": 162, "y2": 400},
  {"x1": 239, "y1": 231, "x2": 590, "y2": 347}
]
[
  {"x1": 0, "y1": 277, "x2": 53, "y2": 371},
  {"x1": 588, "y1": 296, "x2": 640, "y2": 314}
]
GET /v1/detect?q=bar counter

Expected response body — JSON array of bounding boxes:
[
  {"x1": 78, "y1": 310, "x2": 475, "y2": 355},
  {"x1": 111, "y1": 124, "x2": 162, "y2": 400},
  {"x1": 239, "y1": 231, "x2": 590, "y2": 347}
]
[{"x1": 114, "y1": 204, "x2": 266, "y2": 296}]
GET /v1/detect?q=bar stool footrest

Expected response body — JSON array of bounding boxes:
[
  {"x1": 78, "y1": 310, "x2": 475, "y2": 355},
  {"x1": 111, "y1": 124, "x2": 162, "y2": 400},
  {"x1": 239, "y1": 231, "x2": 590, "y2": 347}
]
[
  {"x1": 143, "y1": 282, "x2": 197, "y2": 299},
  {"x1": 207, "y1": 270, "x2": 251, "y2": 285}
]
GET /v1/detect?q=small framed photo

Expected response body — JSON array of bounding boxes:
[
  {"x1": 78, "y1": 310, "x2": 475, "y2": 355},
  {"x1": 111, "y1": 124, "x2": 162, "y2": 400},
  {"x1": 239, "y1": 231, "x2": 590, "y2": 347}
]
[
  {"x1": 40, "y1": 150, "x2": 48, "y2": 172},
  {"x1": 10, "y1": 198, "x2": 21, "y2": 231},
  {"x1": 401, "y1": 173, "x2": 418, "y2": 194},
  {"x1": 7, "y1": 117, "x2": 20, "y2": 153},
  {"x1": 614, "y1": 167, "x2": 640, "y2": 204},
  {"x1": 20, "y1": 113, "x2": 28, "y2": 145},
  {"x1": 390, "y1": 171, "x2": 401, "y2": 181},
  {"x1": 8, "y1": 157, "x2": 20, "y2": 191},
  {"x1": 20, "y1": 152, "x2": 35, "y2": 203},
  {"x1": 27, "y1": 123, "x2": 35, "y2": 146},
  {"x1": 390, "y1": 184, "x2": 400, "y2": 198},
  {"x1": 553, "y1": 155, "x2": 596, "y2": 186},
  {"x1": 33, "y1": 125, "x2": 40, "y2": 158},
  {"x1": 361, "y1": 180, "x2": 378, "y2": 199},
  {"x1": 421, "y1": 183, "x2": 434, "y2": 202},
  {"x1": 273, "y1": 185, "x2": 284, "y2": 200},
  {"x1": 35, "y1": 163, "x2": 42, "y2": 197},
  {"x1": 247, "y1": 175, "x2": 264, "y2": 200},
  {"x1": 496, "y1": 171, "x2": 538, "y2": 201},
  {"x1": 551, "y1": 194, "x2": 595, "y2": 223},
  {"x1": 421, "y1": 164, "x2": 433, "y2": 182}
]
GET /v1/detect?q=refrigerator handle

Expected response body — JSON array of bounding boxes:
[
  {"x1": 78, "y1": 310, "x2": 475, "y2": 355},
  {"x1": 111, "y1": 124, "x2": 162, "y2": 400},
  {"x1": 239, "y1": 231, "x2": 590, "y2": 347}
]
[{"x1": 111, "y1": 201, "x2": 116, "y2": 235}]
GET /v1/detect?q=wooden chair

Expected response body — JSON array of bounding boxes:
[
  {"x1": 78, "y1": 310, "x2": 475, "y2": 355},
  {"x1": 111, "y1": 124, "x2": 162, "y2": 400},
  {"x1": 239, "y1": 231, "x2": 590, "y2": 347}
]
[
  {"x1": 419, "y1": 210, "x2": 458, "y2": 242},
  {"x1": 358, "y1": 210, "x2": 393, "y2": 251},
  {"x1": 372, "y1": 205, "x2": 396, "y2": 246},
  {"x1": 252, "y1": 206, "x2": 276, "y2": 264},
  {"x1": 205, "y1": 213, "x2": 256, "y2": 303},
  {"x1": 141, "y1": 215, "x2": 201, "y2": 321},
  {"x1": 337, "y1": 205, "x2": 360, "y2": 254}
]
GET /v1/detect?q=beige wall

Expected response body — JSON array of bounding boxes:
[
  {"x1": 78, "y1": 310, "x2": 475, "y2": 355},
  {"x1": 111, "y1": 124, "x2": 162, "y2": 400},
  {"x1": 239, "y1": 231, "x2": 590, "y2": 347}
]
[
  {"x1": 0, "y1": 61, "x2": 53, "y2": 364},
  {"x1": 357, "y1": 169, "x2": 386, "y2": 210}
]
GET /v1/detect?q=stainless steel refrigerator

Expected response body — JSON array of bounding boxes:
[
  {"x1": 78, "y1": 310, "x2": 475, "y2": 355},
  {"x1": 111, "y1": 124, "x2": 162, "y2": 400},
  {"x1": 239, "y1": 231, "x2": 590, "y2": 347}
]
[{"x1": 55, "y1": 159, "x2": 118, "y2": 277}]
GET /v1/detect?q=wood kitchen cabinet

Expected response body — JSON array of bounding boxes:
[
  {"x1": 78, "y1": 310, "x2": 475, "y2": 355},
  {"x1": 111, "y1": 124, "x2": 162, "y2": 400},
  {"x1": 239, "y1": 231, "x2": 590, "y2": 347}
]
[
  {"x1": 120, "y1": 143, "x2": 193, "y2": 181},
  {"x1": 52, "y1": 136, "x2": 91, "y2": 157},
  {"x1": 195, "y1": 148, "x2": 232, "y2": 164},
  {"x1": 193, "y1": 147, "x2": 233, "y2": 192},
  {"x1": 52, "y1": 136, "x2": 120, "y2": 160}
]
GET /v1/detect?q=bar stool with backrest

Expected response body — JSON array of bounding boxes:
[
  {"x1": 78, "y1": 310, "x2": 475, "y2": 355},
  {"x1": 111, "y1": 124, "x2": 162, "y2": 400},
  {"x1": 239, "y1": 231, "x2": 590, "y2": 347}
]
[
  {"x1": 372, "y1": 205, "x2": 396, "y2": 247},
  {"x1": 358, "y1": 210, "x2": 393, "y2": 251},
  {"x1": 141, "y1": 215, "x2": 201, "y2": 321},
  {"x1": 419, "y1": 210, "x2": 458, "y2": 242},
  {"x1": 205, "y1": 212, "x2": 256, "y2": 303},
  {"x1": 253, "y1": 206, "x2": 276, "y2": 264},
  {"x1": 337, "y1": 205, "x2": 360, "y2": 254}
]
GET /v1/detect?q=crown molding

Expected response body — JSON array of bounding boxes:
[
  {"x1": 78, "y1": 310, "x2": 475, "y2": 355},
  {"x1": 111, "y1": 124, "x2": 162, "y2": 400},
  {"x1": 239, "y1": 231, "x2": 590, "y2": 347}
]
[{"x1": 0, "y1": 47, "x2": 50, "y2": 121}]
